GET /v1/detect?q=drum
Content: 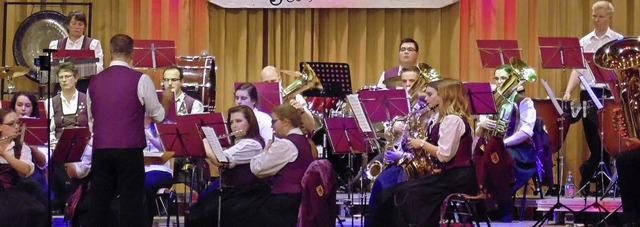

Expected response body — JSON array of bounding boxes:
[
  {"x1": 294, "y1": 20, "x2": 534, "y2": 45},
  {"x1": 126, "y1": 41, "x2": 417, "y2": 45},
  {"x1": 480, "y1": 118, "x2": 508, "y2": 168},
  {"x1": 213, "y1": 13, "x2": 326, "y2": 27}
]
[
  {"x1": 175, "y1": 56, "x2": 215, "y2": 109},
  {"x1": 532, "y1": 98, "x2": 572, "y2": 153},
  {"x1": 306, "y1": 96, "x2": 338, "y2": 114}
]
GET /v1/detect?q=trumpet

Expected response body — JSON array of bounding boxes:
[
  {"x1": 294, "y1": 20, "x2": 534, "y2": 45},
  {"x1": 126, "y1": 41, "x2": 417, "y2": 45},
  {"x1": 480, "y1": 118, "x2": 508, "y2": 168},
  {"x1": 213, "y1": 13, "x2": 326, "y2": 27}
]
[{"x1": 217, "y1": 130, "x2": 244, "y2": 139}]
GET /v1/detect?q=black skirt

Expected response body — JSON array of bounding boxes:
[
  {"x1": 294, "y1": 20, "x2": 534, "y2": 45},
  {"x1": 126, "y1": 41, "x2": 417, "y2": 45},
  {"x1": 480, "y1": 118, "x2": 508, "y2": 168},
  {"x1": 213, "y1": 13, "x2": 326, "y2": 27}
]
[{"x1": 0, "y1": 189, "x2": 48, "y2": 227}]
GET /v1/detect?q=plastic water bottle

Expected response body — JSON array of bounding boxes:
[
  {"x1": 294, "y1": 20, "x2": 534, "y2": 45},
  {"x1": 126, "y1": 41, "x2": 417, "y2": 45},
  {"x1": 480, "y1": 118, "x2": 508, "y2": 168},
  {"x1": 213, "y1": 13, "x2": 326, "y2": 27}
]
[{"x1": 565, "y1": 171, "x2": 575, "y2": 197}]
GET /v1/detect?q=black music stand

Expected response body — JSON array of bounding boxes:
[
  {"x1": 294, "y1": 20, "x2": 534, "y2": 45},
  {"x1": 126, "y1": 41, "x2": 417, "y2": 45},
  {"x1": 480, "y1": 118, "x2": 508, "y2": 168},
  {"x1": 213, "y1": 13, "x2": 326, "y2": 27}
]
[
  {"x1": 534, "y1": 79, "x2": 576, "y2": 227},
  {"x1": 133, "y1": 40, "x2": 176, "y2": 70},
  {"x1": 476, "y1": 40, "x2": 522, "y2": 68},
  {"x1": 233, "y1": 82, "x2": 281, "y2": 114},
  {"x1": 358, "y1": 89, "x2": 410, "y2": 122},
  {"x1": 51, "y1": 127, "x2": 90, "y2": 163},
  {"x1": 300, "y1": 62, "x2": 352, "y2": 100},
  {"x1": 21, "y1": 117, "x2": 48, "y2": 146}
]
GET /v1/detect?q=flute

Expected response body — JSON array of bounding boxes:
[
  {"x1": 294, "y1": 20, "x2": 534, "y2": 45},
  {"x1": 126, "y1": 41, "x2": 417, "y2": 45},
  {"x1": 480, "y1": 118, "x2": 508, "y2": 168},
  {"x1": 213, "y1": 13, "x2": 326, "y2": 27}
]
[{"x1": 217, "y1": 130, "x2": 244, "y2": 139}]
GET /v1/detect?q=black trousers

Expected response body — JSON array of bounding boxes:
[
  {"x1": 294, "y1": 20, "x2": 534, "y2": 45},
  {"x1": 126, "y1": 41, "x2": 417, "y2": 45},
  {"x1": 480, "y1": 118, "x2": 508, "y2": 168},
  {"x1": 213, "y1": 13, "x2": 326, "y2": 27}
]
[
  {"x1": 616, "y1": 150, "x2": 640, "y2": 224},
  {"x1": 579, "y1": 89, "x2": 611, "y2": 192},
  {"x1": 88, "y1": 148, "x2": 146, "y2": 227}
]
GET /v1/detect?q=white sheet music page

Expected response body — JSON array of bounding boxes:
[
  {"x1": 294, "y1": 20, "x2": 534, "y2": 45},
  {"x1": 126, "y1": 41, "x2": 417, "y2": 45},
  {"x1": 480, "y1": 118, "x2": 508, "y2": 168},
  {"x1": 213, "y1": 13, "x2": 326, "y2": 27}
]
[
  {"x1": 201, "y1": 126, "x2": 228, "y2": 163},
  {"x1": 540, "y1": 79, "x2": 564, "y2": 115},
  {"x1": 577, "y1": 76, "x2": 603, "y2": 109},
  {"x1": 346, "y1": 94, "x2": 372, "y2": 133}
]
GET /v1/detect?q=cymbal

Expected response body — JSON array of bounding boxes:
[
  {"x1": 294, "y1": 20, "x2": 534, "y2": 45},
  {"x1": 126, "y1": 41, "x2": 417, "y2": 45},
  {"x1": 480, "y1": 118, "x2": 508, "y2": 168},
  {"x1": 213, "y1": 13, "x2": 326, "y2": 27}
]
[
  {"x1": 1, "y1": 66, "x2": 29, "y2": 78},
  {"x1": 382, "y1": 76, "x2": 402, "y2": 87}
]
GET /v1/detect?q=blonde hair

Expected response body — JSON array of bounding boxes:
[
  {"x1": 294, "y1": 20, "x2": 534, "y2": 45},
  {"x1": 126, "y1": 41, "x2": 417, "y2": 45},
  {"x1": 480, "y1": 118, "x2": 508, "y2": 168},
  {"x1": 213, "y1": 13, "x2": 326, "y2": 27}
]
[
  {"x1": 592, "y1": 1, "x2": 614, "y2": 15},
  {"x1": 430, "y1": 78, "x2": 471, "y2": 123}
]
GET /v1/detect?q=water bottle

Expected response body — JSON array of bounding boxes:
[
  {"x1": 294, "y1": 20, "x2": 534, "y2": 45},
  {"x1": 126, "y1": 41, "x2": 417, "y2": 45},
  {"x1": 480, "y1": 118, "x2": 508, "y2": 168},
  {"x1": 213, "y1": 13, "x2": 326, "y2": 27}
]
[{"x1": 565, "y1": 171, "x2": 575, "y2": 197}]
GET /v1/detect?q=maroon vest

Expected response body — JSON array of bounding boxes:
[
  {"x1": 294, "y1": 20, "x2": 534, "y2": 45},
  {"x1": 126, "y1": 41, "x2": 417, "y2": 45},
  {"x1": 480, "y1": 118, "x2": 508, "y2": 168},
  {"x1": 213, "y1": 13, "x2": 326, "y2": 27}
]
[
  {"x1": 179, "y1": 94, "x2": 196, "y2": 114},
  {"x1": 270, "y1": 133, "x2": 314, "y2": 194},
  {"x1": 56, "y1": 37, "x2": 93, "y2": 50},
  {"x1": 428, "y1": 116, "x2": 473, "y2": 170},
  {"x1": 53, "y1": 92, "x2": 89, "y2": 139},
  {"x1": 383, "y1": 66, "x2": 401, "y2": 80},
  {"x1": 88, "y1": 65, "x2": 146, "y2": 149},
  {"x1": 0, "y1": 145, "x2": 21, "y2": 189},
  {"x1": 221, "y1": 138, "x2": 265, "y2": 187}
]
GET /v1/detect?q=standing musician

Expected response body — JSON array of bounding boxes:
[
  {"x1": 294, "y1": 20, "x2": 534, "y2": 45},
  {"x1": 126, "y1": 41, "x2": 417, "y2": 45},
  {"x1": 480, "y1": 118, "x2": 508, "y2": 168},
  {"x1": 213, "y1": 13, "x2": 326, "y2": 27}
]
[
  {"x1": 86, "y1": 34, "x2": 170, "y2": 226},
  {"x1": 44, "y1": 62, "x2": 93, "y2": 223},
  {"x1": 377, "y1": 38, "x2": 420, "y2": 88},
  {"x1": 250, "y1": 104, "x2": 317, "y2": 227},
  {"x1": 373, "y1": 78, "x2": 478, "y2": 227},
  {"x1": 562, "y1": 1, "x2": 623, "y2": 195},
  {"x1": 0, "y1": 109, "x2": 48, "y2": 226},
  {"x1": 163, "y1": 66, "x2": 204, "y2": 115},
  {"x1": 235, "y1": 83, "x2": 273, "y2": 142},
  {"x1": 476, "y1": 64, "x2": 537, "y2": 222},
  {"x1": 49, "y1": 10, "x2": 104, "y2": 93},
  {"x1": 185, "y1": 105, "x2": 266, "y2": 226}
]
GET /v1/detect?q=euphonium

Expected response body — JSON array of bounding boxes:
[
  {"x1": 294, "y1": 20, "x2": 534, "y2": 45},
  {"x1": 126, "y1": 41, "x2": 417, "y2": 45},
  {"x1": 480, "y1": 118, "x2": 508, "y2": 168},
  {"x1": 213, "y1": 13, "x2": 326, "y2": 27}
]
[
  {"x1": 408, "y1": 63, "x2": 440, "y2": 108},
  {"x1": 594, "y1": 37, "x2": 640, "y2": 152},
  {"x1": 281, "y1": 62, "x2": 323, "y2": 101},
  {"x1": 482, "y1": 58, "x2": 537, "y2": 139}
]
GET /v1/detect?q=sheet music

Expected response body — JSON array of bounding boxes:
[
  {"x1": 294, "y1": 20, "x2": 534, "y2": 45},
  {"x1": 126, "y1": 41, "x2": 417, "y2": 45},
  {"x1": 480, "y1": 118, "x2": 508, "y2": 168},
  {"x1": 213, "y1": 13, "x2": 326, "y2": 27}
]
[
  {"x1": 201, "y1": 126, "x2": 228, "y2": 162},
  {"x1": 540, "y1": 79, "x2": 564, "y2": 115},
  {"x1": 143, "y1": 152, "x2": 163, "y2": 157},
  {"x1": 346, "y1": 94, "x2": 372, "y2": 133},
  {"x1": 577, "y1": 76, "x2": 603, "y2": 109}
]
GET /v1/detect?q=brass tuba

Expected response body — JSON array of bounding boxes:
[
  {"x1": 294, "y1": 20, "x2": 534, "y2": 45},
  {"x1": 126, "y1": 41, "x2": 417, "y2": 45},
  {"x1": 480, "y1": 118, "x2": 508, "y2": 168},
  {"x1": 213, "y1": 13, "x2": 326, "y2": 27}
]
[
  {"x1": 281, "y1": 62, "x2": 323, "y2": 101},
  {"x1": 594, "y1": 37, "x2": 640, "y2": 152},
  {"x1": 481, "y1": 58, "x2": 536, "y2": 139},
  {"x1": 407, "y1": 63, "x2": 441, "y2": 108}
]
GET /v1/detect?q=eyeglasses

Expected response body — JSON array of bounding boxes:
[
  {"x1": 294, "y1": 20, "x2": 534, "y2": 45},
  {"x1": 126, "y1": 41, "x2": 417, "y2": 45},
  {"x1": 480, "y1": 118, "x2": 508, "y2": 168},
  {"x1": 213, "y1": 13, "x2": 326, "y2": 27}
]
[
  {"x1": 399, "y1": 47, "x2": 417, "y2": 52},
  {"x1": 2, "y1": 121, "x2": 21, "y2": 127},
  {"x1": 493, "y1": 76, "x2": 508, "y2": 81},
  {"x1": 163, "y1": 78, "x2": 180, "y2": 82},
  {"x1": 271, "y1": 118, "x2": 280, "y2": 124},
  {"x1": 58, "y1": 75, "x2": 74, "y2": 80}
]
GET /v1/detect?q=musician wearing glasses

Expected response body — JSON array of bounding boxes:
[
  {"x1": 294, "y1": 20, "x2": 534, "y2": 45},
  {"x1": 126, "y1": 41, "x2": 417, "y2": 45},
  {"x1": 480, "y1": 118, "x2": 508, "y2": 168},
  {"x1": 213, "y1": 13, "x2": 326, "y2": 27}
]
[
  {"x1": 475, "y1": 65, "x2": 537, "y2": 222},
  {"x1": 185, "y1": 105, "x2": 266, "y2": 226},
  {"x1": 562, "y1": 1, "x2": 623, "y2": 195},
  {"x1": 376, "y1": 38, "x2": 420, "y2": 88},
  {"x1": 49, "y1": 10, "x2": 104, "y2": 93},
  {"x1": 250, "y1": 104, "x2": 317, "y2": 227},
  {"x1": 162, "y1": 66, "x2": 204, "y2": 115},
  {"x1": 372, "y1": 78, "x2": 477, "y2": 226},
  {"x1": 235, "y1": 83, "x2": 273, "y2": 142},
  {"x1": 0, "y1": 109, "x2": 48, "y2": 226}
]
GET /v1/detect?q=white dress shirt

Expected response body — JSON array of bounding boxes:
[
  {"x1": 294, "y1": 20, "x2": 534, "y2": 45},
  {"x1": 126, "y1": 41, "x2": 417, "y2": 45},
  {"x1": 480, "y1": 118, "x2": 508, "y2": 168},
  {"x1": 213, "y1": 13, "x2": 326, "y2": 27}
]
[
  {"x1": 434, "y1": 115, "x2": 468, "y2": 163},
  {"x1": 222, "y1": 138, "x2": 263, "y2": 168},
  {"x1": 250, "y1": 128, "x2": 303, "y2": 178},
  {"x1": 68, "y1": 145, "x2": 93, "y2": 179},
  {"x1": 49, "y1": 35, "x2": 104, "y2": 73},
  {"x1": 175, "y1": 92, "x2": 204, "y2": 115},
  {"x1": 253, "y1": 108, "x2": 273, "y2": 142},
  {"x1": 575, "y1": 27, "x2": 623, "y2": 89},
  {"x1": 87, "y1": 60, "x2": 166, "y2": 135},
  {"x1": 0, "y1": 142, "x2": 34, "y2": 177}
]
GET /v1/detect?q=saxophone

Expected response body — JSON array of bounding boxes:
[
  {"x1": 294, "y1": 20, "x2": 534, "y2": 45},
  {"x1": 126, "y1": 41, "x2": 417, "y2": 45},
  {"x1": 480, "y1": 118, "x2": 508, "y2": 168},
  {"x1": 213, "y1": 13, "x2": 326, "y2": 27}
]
[{"x1": 481, "y1": 58, "x2": 537, "y2": 139}]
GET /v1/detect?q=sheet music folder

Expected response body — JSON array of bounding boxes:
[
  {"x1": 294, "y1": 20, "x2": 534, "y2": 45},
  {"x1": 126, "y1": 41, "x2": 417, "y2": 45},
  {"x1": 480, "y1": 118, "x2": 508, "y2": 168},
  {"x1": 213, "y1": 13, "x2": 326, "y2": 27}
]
[
  {"x1": 201, "y1": 126, "x2": 228, "y2": 163},
  {"x1": 52, "y1": 127, "x2": 90, "y2": 163}
]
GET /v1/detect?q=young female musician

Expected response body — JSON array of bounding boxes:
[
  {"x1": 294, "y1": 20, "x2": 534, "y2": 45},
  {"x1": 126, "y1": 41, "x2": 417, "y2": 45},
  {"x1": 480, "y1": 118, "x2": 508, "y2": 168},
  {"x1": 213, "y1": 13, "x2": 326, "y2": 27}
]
[
  {"x1": 372, "y1": 78, "x2": 478, "y2": 227},
  {"x1": 0, "y1": 109, "x2": 48, "y2": 226},
  {"x1": 185, "y1": 105, "x2": 266, "y2": 226}
]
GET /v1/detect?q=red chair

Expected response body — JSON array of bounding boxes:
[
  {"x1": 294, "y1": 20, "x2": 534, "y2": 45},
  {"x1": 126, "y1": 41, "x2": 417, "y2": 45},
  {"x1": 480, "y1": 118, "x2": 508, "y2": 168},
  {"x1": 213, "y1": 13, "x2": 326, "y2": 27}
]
[{"x1": 297, "y1": 159, "x2": 338, "y2": 227}]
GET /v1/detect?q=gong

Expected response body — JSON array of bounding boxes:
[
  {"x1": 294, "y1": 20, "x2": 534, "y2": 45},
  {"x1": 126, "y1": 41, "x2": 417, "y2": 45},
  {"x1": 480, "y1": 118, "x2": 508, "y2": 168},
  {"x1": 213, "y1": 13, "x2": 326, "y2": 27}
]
[{"x1": 12, "y1": 10, "x2": 68, "y2": 82}]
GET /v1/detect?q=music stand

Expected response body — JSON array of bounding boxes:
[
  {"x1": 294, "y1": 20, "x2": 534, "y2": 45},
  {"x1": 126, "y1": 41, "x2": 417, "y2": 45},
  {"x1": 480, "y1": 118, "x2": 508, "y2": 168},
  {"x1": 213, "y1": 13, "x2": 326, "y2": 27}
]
[
  {"x1": 534, "y1": 79, "x2": 576, "y2": 227},
  {"x1": 133, "y1": 40, "x2": 176, "y2": 70},
  {"x1": 21, "y1": 117, "x2": 48, "y2": 146},
  {"x1": 358, "y1": 89, "x2": 410, "y2": 122},
  {"x1": 300, "y1": 62, "x2": 352, "y2": 100},
  {"x1": 233, "y1": 82, "x2": 281, "y2": 114},
  {"x1": 476, "y1": 40, "x2": 522, "y2": 68},
  {"x1": 51, "y1": 127, "x2": 90, "y2": 163},
  {"x1": 324, "y1": 117, "x2": 368, "y2": 154},
  {"x1": 178, "y1": 112, "x2": 230, "y2": 147},
  {"x1": 539, "y1": 37, "x2": 585, "y2": 70},
  {"x1": 463, "y1": 82, "x2": 497, "y2": 129}
]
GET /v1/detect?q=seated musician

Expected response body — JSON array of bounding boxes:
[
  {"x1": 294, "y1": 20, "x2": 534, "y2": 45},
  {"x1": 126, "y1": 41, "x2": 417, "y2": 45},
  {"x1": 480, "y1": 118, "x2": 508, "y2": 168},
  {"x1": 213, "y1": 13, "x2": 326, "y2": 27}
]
[
  {"x1": 184, "y1": 105, "x2": 266, "y2": 226},
  {"x1": 9, "y1": 92, "x2": 48, "y2": 204},
  {"x1": 0, "y1": 109, "x2": 48, "y2": 226},
  {"x1": 612, "y1": 136, "x2": 640, "y2": 226},
  {"x1": 141, "y1": 115, "x2": 173, "y2": 225},
  {"x1": 373, "y1": 78, "x2": 478, "y2": 227},
  {"x1": 42, "y1": 62, "x2": 93, "y2": 221},
  {"x1": 476, "y1": 65, "x2": 537, "y2": 222},
  {"x1": 366, "y1": 66, "x2": 432, "y2": 226},
  {"x1": 235, "y1": 83, "x2": 273, "y2": 142},
  {"x1": 49, "y1": 10, "x2": 104, "y2": 93},
  {"x1": 163, "y1": 66, "x2": 204, "y2": 115},
  {"x1": 261, "y1": 65, "x2": 315, "y2": 134},
  {"x1": 250, "y1": 104, "x2": 317, "y2": 227},
  {"x1": 376, "y1": 38, "x2": 420, "y2": 88}
]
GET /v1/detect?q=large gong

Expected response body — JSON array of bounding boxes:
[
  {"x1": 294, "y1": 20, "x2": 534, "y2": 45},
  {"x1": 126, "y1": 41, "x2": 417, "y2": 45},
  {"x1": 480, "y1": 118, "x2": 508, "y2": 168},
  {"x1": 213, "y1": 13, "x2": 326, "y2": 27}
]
[{"x1": 12, "y1": 10, "x2": 68, "y2": 82}]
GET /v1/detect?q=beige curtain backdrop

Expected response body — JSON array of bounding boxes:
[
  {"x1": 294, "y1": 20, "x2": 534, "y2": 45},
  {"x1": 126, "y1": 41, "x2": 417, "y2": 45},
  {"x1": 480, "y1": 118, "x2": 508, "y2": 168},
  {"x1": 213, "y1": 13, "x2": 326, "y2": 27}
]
[{"x1": 2, "y1": 0, "x2": 640, "y2": 186}]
